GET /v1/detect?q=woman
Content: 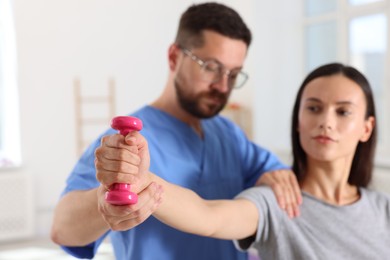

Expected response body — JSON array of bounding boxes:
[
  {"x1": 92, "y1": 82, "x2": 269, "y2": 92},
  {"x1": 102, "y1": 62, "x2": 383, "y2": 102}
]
[{"x1": 98, "y1": 63, "x2": 390, "y2": 259}]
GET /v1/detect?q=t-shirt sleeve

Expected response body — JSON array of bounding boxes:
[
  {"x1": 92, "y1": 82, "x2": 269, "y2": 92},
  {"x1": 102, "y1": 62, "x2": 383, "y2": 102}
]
[{"x1": 233, "y1": 186, "x2": 282, "y2": 251}]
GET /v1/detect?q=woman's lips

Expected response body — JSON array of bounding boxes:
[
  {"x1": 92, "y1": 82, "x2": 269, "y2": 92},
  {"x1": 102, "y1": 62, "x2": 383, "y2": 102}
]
[{"x1": 313, "y1": 135, "x2": 335, "y2": 144}]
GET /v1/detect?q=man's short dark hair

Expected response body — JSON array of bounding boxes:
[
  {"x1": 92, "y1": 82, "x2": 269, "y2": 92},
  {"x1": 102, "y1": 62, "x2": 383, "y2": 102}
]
[{"x1": 175, "y1": 2, "x2": 252, "y2": 49}]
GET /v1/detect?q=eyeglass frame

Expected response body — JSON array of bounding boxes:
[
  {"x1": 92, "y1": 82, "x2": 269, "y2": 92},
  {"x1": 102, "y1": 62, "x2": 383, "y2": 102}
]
[{"x1": 179, "y1": 47, "x2": 249, "y2": 89}]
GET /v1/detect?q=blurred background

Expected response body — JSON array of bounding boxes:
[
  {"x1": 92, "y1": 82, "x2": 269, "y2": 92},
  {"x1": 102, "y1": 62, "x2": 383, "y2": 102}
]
[{"x1": 0, "y1": 0, "x2": 389, "y2": 258}]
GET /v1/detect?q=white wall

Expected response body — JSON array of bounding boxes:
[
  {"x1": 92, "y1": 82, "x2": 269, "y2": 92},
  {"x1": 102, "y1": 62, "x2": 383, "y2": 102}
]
[
  {"x1": 252, "y1": 1, "x2": 304, "y2": 151},
  {"x1": 8, "y1": 0, "x2": 390, "y2": 239}
]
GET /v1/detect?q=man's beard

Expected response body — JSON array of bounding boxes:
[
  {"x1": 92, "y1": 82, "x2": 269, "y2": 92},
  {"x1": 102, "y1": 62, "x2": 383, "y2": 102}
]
[{"x1": 174, "y1": 79, "x2": 228, "y2": 119}]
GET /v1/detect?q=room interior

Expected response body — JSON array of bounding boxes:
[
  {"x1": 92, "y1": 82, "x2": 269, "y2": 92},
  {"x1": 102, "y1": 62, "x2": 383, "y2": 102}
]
[{"x1": 0, "y1": 0, "x2": 389, "y2": 259}]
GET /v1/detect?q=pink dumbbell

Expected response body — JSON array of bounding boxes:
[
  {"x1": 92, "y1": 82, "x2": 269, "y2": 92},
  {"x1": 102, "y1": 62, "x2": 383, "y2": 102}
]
[{"x1": 105, "y1": 116, "x2": 143, "y2": 205}]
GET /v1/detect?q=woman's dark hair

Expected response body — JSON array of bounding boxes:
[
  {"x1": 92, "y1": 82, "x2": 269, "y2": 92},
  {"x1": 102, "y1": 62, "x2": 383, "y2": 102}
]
[
  {"x1": 291, "y1": 63, "x2": 377, "y2": 187},
  {"x1": 175, "y1": 2, "x2": 252, "y2": 49}
]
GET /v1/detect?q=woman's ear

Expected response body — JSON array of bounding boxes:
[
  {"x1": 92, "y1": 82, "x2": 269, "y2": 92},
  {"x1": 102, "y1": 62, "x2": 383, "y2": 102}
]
[
  {"x1": 360, "y1": 116, "x2": 375, "y2": 142},
  {"x1": 168, "y1": 44, "x2": 181, "y2": 71}
]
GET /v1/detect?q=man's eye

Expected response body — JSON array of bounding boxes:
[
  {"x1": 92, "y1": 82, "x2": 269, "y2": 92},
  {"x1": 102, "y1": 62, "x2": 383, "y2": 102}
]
[
  {"x1": 204, "y1": 62, "x2": 220, "y2": 72},
  {"x1": 229, "y1": 72, "x2": 240, "y2": 80}
]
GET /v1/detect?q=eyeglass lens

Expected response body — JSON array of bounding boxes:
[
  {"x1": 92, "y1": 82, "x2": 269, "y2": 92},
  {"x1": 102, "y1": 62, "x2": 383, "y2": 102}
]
[{"x1": 200, "y1": 60, "x2": 246, "y2": 89}]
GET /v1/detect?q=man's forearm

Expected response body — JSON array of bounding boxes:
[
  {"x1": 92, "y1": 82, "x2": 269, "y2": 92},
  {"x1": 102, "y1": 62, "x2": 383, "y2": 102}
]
[{"x1": 51, "y1": 188, "x2": 109, "y2": 246}]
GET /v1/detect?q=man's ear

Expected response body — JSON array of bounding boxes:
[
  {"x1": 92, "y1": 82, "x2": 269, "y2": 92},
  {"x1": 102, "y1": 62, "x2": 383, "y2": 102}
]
[
  {"x1": 168, "y1": 44, "x2": 181, "y2": 71},
  {"x1": 360, "y1": 116, "x2": 375, "y2": 142}
]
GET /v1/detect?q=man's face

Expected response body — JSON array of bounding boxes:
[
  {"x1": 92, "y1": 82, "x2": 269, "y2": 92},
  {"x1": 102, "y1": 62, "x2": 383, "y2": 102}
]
[{"x1": 174, "y1": 31, "x2": 248, "y2": 118}]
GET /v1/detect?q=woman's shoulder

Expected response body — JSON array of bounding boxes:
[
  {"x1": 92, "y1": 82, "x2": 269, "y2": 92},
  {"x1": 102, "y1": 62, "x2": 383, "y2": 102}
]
[
  {"x1": 360, "y1": 187, "x2": 390, "y2": 208},
  {"x1": 236, "y1": 186, "x2": 278, "y2": 206},
  {"x1": 361, "y1": 187, "x2": 390, "y2": 198}
]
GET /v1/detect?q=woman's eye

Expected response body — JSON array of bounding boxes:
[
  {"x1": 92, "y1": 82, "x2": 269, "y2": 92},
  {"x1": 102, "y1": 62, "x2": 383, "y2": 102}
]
[
  {"x1": 307, "y1": 106, "x2": 320, "y2": 113},
  {"x1": 337, "y1": 109, "x2": 351, "y2": 116}
]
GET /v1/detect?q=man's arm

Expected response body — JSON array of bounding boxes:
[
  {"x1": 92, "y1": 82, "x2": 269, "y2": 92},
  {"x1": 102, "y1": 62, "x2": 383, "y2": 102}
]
[
  {"x1": 51, "y1": 134, "x2": 162, "y2": 247},
  {"x1": 51, "y1": 183, "x2": 161, "y2": 246},
  {"x1": 51, "y1": 188, "x2": 108, "y2": 246}
]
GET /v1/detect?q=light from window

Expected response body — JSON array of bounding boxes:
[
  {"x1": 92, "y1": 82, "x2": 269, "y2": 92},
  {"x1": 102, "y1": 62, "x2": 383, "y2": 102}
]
[
  {"x1": 349, "y1": 13, "x2": 387, "y2": 144},
  {"x1": 349, "y1": 0, "x2": 384, "y2": 5},
  {"x1": 305, "y1": 21, "x2": 338, "y2": 71},
  {"x1": 305, "y1": 0, "x2": 337, "y2": 16},
  {"x1": 0, "y1": 0, "x2": 21, "y2": 168}
]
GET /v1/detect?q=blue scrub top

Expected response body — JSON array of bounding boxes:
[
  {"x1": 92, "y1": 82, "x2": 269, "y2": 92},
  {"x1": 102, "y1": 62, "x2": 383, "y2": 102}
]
[{"x1": 61, "y1": 106, "x2": 286, "y2": 260}]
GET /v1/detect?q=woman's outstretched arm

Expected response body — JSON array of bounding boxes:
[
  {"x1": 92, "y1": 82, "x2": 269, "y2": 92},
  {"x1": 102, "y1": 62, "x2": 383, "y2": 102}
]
[
  {"x1": 96, "y1": 131, "x2": 259, "y2": 240},
  {"x1": 149, "y1": 173, "x2": 259, "y2": 240}
]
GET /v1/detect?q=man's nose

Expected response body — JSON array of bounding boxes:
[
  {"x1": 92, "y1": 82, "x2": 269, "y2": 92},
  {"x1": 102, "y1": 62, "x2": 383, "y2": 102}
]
[{"x1": 211, "y1": 72, "x2": 230, "y2": 93}]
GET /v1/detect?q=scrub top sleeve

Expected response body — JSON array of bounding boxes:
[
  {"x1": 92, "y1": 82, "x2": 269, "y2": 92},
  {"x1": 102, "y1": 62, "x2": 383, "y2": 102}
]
[
  {"x1": 61, "y1": 232, "x2": 108, "y2": 259},
  {"x1": 62, "y1": 139, "x2": 100, "y2": 195},
  {"x1": 62, "y1": 129, "x2": 116, "y2": 195},
  {"x1": 233, "y1": 124, "x2": 289, "y2": 188}
]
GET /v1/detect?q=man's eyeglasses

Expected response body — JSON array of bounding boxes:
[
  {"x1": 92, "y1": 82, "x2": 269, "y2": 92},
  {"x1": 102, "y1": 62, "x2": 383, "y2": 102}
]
[{"x1": 181, "y1": 48, "x2": 249, "y2": 89}]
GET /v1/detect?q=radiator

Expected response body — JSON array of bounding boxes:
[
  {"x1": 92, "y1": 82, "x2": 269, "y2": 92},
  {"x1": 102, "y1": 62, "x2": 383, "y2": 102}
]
[{"x1": 0, "y1": 171, "x2": 34, "y2": 242}]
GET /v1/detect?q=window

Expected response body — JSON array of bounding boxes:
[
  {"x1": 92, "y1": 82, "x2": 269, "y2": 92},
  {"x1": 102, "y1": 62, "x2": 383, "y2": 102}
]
[
  {"x1": 0, "y1": 0, "x2": 21, "y2": 167},
  {"x1": 303, "y1": 0, "x2": 390, "y2": 166},
  {"x1": 305, "y1": 21, "x2": 338, "y2": 71},
  {"x1": 349, "y1": 13, "x2": 387, "y2": 154},
  {"x1": 349, "y1": 0, "x2": 383, "y2": 5}
]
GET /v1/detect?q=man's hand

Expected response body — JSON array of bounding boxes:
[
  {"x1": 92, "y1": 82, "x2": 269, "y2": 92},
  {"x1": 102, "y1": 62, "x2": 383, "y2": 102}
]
[
  {"x1": 95, "y1": 133, "x2": 150, "y2": 193},
  {"x1": 96, "y1": 182, "x2": 162, "y2": 231},
  {"x1": 256, "y1": 169, "x2": 302, "y2": 218},
  {"x1": 94, "y1": 132, "x2": 162, "y2": 231}
]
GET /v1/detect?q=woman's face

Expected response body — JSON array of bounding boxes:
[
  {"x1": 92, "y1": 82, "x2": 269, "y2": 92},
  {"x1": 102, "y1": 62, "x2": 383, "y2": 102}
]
[{"x1": 297, "y1": 74, "x2": 374, "y2": 163}]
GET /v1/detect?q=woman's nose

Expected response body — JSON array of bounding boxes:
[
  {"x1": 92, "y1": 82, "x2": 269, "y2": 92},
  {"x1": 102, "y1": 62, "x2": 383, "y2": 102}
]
[
  {"x1": 318, "y1": 112, "x2": 334, "y2": 130},
  {"x1": 319, "y1": 124, "x2": 332, "y2": 130}
]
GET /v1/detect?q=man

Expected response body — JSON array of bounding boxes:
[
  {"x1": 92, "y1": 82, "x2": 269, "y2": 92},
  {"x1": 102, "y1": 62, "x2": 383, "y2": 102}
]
[{"x1": 51, "y1": 3, "x2": 301, "y2": 260}]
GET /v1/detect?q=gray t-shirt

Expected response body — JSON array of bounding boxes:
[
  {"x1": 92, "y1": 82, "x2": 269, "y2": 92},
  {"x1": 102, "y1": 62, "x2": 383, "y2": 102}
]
[{"x1": 235, "y1": 186, "x2": 390, "y2": 260}]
